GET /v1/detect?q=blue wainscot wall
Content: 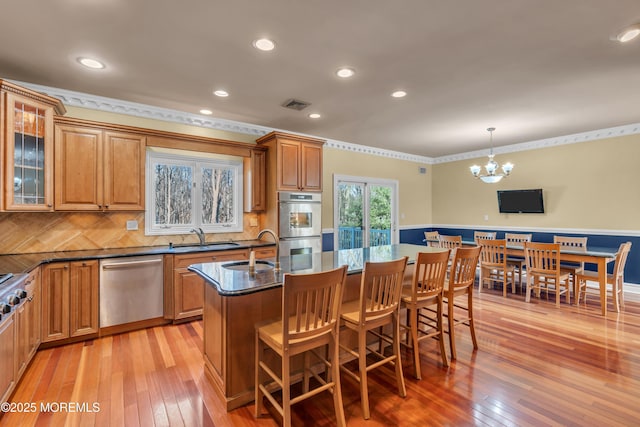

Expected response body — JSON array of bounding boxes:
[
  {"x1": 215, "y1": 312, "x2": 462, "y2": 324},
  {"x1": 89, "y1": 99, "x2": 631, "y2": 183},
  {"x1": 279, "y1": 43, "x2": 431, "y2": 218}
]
[
  {"x1": 400, "y1": 227, "x2": 640, "y2": 284},
  {"x1": 323, "y1": 227, "x2": 640, "y2": 284}
]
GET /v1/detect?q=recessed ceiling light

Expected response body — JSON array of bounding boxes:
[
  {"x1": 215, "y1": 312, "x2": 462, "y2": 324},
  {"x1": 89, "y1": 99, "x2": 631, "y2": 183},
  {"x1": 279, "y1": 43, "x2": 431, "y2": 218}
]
[
  {"x1": 308, "y1": 113, "x2": 321, "y2": 119},
  {"x1": 615, "y1": 23, "x2": 640, "y2": 42},
  {"x1": 253, "y1": 38, "x2": 276, "y2": 51},
  {"x1": 200, "y1": 109, "x2": 213, "y2": 115},
  {"x1": 77, "y1": 57, "x2": 105, "y2": 69},
  {"x1": 391, "y1": 90, "x2": 407, "y2": 98},
  {"x1": 336, "y1": 67, "x2": 355, "y2": 78},
  {"x1": 213, "y1": 90, "x2": 229, "y2": 97}
]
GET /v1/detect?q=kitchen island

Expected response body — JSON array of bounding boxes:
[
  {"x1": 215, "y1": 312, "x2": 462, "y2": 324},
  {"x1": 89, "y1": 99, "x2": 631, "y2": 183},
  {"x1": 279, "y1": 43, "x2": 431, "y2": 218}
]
[{"x1": 189, "y1": 243, "x2": 445, "y2": 411}]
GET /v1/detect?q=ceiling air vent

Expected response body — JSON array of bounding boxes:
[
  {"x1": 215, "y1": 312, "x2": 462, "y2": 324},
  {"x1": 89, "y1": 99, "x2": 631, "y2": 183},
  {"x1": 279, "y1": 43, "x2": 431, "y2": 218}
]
[{"x1": 282, "y1": 98, "x2": 311, "y2": 111}]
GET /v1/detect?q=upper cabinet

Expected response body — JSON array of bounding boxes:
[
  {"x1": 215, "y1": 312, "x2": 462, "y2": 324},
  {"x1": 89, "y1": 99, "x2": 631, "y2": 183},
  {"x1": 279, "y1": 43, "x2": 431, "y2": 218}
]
[
  {"x1": 243, "y1": 147, "x2": 267, "y2": 212},
  {"x1": 1, "y1": 80, "x2": 66, "y2": 211},
  {"x1": 256, "y1": 131, "x2": 325, "y2": 192},
  {"x1": 54, "y1": 118, "x2": 146, "y2": 211}
]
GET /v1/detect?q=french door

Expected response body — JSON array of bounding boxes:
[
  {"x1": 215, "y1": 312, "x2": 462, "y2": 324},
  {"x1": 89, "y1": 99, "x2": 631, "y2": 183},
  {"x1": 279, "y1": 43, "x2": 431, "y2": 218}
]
[{"x1": 333, "y1": 175, "x2": 398, "y2": 250}]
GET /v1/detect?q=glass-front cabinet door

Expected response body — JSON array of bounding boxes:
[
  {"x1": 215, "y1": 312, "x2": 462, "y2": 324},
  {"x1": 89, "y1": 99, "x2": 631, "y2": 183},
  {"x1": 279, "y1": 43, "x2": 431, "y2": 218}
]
[{"x1": 4, "y1": 92, "x2": 56, "y2": 211}]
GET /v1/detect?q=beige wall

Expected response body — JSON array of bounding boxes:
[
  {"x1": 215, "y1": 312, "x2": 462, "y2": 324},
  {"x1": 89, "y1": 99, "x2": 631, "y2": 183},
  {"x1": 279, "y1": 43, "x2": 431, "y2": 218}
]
[
  {"x1": 322, "y1": 147, "x2": 431, "y2": 229},
  {"x1": 432, "y1": 134, "x2": 640, "y2": 230}
]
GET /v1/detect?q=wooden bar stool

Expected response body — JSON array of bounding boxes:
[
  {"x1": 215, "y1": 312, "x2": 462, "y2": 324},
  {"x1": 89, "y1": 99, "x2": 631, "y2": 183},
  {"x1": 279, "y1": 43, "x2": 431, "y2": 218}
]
[
  {"x1": 400, "y1": 250, "x2": 450, "y2": 379},
  {"x1": 443, "y1": 246, "x2": 482, "y2": 360},
  {"x1": 339, "y1": 256, "x2": 408, "y2": 420},
  {"x1": 255, "y1": 265, "x2": 348, "y2": 427}
]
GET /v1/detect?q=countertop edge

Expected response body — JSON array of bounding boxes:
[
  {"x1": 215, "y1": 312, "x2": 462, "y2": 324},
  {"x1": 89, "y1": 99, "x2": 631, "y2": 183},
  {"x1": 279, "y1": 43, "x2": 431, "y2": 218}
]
[{"x1": 0, "y1": 240, "x2": 276, "y2": 275}]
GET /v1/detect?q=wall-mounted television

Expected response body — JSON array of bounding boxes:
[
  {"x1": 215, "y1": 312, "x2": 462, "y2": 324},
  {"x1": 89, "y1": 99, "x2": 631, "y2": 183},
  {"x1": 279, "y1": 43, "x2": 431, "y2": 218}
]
[{"x1": 497, "y1": 189, "x2": 545, "y2": 214}]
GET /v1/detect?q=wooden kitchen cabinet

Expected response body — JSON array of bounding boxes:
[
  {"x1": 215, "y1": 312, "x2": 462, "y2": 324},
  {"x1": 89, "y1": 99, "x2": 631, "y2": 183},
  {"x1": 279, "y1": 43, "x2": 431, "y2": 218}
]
[
  {"x1": 172, "y1": 249, "x2": 249, "y2": 321},
  {"x1": 41, "y1": 260, "x2": 99, "y2": 343},
  {"x1": 256, "y1": 131, "x2": 324, "y2": 192},
  {"x1": 15, "y1": 268, "x2": 41, "y2": 379},
  {"x1": 1, "y1": 80, "x2": 66, "y2": 211},
  {"x1": 54, "y1": 119, "x2": 146, "y2": 211},
  {"x1": 0, "y1": 312, "x2": 16, "y2": 403},
  {"x1": 243, "y1": 147, "x2": 267, "y2": 212}
]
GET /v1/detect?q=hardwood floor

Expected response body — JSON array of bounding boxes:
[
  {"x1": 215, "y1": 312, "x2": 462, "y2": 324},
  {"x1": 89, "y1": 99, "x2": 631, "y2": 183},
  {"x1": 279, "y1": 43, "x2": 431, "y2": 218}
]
[{"x1": 2, "y1": 288, "x2": 640, "y2": 426}]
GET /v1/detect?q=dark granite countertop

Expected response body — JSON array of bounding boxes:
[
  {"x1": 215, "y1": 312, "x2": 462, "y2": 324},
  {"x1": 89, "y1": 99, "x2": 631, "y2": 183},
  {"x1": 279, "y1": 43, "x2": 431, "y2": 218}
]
[
  {"x1": 189, "y1": 243, "x2": 446, "y2": 296},
  {"x1": 0, "y1": 240, "x2": 275, "y2": 275}
]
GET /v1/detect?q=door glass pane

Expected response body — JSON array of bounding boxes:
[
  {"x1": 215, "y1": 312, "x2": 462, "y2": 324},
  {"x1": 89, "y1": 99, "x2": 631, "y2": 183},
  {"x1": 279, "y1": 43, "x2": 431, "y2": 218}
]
[
  {"x1": 12, "y1": 101, "x2": 47, "y2": 206},
  {"x1": 337, "y1": 182, "x2": 364, "y2": 249},
  {"x1": 368, "y1": 185, "x2": 392, "y2": 247}
]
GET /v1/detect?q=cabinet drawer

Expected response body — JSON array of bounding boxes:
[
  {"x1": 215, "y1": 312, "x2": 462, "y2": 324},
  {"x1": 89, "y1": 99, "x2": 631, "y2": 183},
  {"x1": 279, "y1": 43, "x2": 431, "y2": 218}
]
[{"x1": 253, "y1": 247, "x2": 276, "y2": 259}]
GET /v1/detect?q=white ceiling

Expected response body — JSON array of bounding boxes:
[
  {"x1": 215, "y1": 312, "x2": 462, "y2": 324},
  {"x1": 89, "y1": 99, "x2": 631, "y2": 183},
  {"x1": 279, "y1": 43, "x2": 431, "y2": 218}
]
[{"x1": 1, "y1": 0, "x2": 639, "y2": 158}]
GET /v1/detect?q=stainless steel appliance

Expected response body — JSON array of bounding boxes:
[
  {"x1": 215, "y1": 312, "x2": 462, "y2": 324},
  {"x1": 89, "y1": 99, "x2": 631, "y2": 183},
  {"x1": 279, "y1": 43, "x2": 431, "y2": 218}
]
[
  {"x1": 278, "y1": 192, "x2": 322, "y2": 260},
  {"x1": 99, "y1": 255, "x2": 164, "y2": 328},
  {"x1": 278, "y1": 191, "x2": 322, "y2": 238},
  {"x1": 278, "y1": 191, "x2": 322, "y2": 260}
]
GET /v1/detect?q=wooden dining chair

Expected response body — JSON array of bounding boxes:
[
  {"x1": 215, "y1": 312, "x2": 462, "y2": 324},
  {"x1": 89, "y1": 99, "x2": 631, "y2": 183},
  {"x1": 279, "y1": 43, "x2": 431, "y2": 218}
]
[
  {"x1": 443, "y1": 245, "x2": 482, "y2": 360},
  {"x1": 505, "y1": 233, "x2": 532, "y2": 292},
  {"x1": 524, "y1": 242, "x2": 571, "y2": 307},
  {"x1": 554, "y1": 235, "x2": 587, "y2": 296},
  {"x1": 340, "y1": 257, "x2": 408, "y2": 420},
  {"x1": 473, "y1": 231, "x2": 496, "y2": 244},
  {"x1": 400, "y1": 250, "x2": 450, "y2": 379},
  {"x1": 478, "y1": 239, "x2": 516, "y2": 296},
  {"x1": 255, "y1": 265, "x2": 348, "y2": 427},
  {"x1": 576, "y1": 242, "x2": 631, "y2": 313},
  {"x1": 424, "y1": 231, "x2": 440, "y2": 247},
  {"x1": 438, "y1": 235, "x2": 462, "y2": 249}
]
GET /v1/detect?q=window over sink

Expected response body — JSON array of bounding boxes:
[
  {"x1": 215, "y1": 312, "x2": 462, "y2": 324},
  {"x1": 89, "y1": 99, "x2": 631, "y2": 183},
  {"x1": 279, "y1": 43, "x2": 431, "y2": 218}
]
[{"x1": 145, "y1": 149, "x2": 243, "y2": 235}]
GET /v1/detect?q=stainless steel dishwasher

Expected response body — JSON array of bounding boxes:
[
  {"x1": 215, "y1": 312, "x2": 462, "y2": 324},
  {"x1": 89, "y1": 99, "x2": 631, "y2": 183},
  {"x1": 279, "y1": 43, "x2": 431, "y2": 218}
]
[{"x1": 99, "y1": 255, "x2": 164, "y2": 328}]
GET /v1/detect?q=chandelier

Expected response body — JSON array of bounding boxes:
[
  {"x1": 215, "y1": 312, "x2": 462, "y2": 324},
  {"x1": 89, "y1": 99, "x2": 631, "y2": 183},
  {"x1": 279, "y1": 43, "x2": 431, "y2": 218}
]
[{"x1": 469, "y1": 127, "x2": 514, "y2": 183}]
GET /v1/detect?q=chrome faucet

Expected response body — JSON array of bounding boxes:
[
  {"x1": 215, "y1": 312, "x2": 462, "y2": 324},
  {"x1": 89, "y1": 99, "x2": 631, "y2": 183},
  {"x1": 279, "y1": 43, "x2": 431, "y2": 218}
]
[
  {"x1": 257, "y1": 228, "x2": 280, "y2": 271},
  {"x1": 190, "y1": 227, "x2": 205, "y2": 245}
]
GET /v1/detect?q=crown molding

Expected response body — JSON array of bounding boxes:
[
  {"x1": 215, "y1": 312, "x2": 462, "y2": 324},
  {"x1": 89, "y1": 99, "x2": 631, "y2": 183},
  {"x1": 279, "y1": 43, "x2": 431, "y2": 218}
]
[
  {"x1": 12, "y1": 80, "x2": 273, "y2": 138},
  {"x1": 432, "y1": 123, "x2": 640, "y2": 164},
  {"x1": 14, "y1": 80, "x2": 640, "y2": 165},
  {"x1": 324, "y1": 139, "x2": 433, "y2": 164}
]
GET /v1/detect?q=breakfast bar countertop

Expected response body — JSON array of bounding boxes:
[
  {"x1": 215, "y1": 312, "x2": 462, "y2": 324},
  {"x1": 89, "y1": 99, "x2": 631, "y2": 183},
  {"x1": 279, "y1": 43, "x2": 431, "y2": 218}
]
[{"x1": 189, "y1": 243, "x2": 446, "y2": 296}]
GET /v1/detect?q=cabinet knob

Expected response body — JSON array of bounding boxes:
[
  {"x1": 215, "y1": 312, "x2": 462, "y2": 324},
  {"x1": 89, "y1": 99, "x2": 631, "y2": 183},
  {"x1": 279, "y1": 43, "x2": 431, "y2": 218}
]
[
  {"x1": 105, "y1": 205, "x2": 110, "y2": 209},
  {"x1": 47, "y1": 204, "x2": 52, "y2": 208},
  {"x1": 98, "y1": 205, "x2": 103, "y2": 209}
]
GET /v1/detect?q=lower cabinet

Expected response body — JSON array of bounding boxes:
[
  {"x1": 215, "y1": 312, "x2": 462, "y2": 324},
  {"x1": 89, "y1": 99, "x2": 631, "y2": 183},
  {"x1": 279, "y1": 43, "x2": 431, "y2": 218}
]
[
  {"x1": 171, "y1": 247, "x2": 276, "y2": 321},
  {"x1": 0, "y1": 312, "x2": 16, "y2": 404},
  {"x1": 15, "y1": 268, "x2": 41, "y2": 378},
  {"x1": 173, "y1": 249, "x2": 249, "y2": 321},
  {"x1": 42, "y1": 260, "x2": 99, "y2": 343}
]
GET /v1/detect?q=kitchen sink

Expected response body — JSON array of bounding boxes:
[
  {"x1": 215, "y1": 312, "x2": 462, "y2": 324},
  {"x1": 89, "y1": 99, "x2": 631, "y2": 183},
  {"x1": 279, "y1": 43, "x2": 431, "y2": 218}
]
[{"x1": 222, "y1": 260, "x2": 274, "y2": 271}]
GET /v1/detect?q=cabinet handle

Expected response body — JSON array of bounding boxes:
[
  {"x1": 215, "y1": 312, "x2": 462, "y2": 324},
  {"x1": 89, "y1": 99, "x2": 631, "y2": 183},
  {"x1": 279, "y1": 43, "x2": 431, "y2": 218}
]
[
  {"x1": 105, "y1": 205, "x2": 110, "y2": 209},
  {"x1": 98, "y1": 205, "x2": 102, "y2": 209},
  {"x1": 27, "y1": 296, "x2": 34, "y2": 302},
  {"x1": 211, "y1": 257, "x2": 217, "y2": 261},
  {"x1": 63, "y1": 265, "x2": 69, "y2": 269},
  {"x1": 47, "y1": 204, "x2": 52, "y2": 208}
]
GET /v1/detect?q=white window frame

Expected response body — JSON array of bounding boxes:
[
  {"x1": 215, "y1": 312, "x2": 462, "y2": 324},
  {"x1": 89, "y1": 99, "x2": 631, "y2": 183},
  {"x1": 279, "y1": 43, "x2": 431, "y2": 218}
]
[
  {"x1": 333, "y1": 174, "x2": 399, "y2": 249},
  {"x1": 145, "y1": 149, "x2": 243, "y2": 236}
]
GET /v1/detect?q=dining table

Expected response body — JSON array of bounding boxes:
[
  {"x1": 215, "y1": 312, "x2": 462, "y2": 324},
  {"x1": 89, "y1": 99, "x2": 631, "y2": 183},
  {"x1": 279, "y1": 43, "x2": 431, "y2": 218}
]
[{"x1": 463, "y1": 240, "x2": 618, "y2": 315}]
